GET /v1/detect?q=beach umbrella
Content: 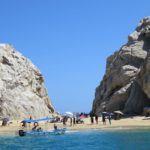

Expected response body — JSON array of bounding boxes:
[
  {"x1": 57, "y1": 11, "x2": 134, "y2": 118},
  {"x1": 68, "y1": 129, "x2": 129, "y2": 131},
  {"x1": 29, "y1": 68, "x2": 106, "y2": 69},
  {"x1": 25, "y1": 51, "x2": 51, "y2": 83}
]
[
  {"x1": 113, "y1": 110, "x2": 124, "y2": 115},
  {"x1": 80, "y1": 115, "x2": 85, "y2": 119},
  {"x1": 102, "y1": 112, "x2": 108, "y2": 115},
  {"x1": 64, "y1": 112, "x2": 73, "y2": 117}
]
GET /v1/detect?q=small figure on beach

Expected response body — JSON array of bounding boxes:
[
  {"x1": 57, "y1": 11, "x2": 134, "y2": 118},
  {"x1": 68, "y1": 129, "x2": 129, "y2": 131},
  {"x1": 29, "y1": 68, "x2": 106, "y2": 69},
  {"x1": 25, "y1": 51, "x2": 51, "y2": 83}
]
[
  {"x1": 95, "y1": 114, "x2": 98, "y2": 124},
  {"x1": 102, "y1": 113, "x2": 106, "y2": 125},
  {"x1": 63, "y1": 116, "x2": 67, "y2": 126},
  {"x1": 70, "y1": 117, "x2": 73, "y2": 126},
  {"x1": 90, "y1": 113, "x2": 94, "y2": 124},
  {"x1": 29, "y1": 116, "x2": 32, "y2": 127},
  {"x1": 54, "y1": 124, "x2": 58, "y2": 130},
  {"x1": 90, "y1": 116, "x2": 94, "y2": 124},
  {"x1": 2, "y1": 118, "x2": 9, "y2": 126},
  {"x1": 108, "y1": 115, "x2": 111, "y2": 125},
  {"x1": 73, "y1": 117, "x2": 76, "y2": 125}
]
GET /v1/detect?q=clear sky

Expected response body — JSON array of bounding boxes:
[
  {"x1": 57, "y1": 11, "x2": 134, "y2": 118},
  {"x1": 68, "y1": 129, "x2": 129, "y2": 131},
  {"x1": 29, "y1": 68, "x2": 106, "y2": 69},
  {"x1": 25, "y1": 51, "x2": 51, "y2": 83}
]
[{"x1": 0, "y1": 0, "x2": 149, "y2": 113}]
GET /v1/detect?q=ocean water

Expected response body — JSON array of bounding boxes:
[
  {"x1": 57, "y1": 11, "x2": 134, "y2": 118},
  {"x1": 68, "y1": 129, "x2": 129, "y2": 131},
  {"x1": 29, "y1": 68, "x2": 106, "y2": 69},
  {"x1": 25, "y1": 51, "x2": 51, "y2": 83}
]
[{"x1": 0, "y1": 129, "x2": 150, "y2": 150}]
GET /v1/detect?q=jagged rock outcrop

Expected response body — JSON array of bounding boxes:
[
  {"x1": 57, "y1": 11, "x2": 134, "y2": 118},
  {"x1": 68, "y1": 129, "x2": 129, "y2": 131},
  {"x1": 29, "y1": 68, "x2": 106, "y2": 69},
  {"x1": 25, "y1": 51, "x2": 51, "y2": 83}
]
[
  {"x1": 92, "y1": 17, "x2": 150, "y2": 115},
  {"x1": 0, "y1": 44, "x2": 54, "y2": 119}
]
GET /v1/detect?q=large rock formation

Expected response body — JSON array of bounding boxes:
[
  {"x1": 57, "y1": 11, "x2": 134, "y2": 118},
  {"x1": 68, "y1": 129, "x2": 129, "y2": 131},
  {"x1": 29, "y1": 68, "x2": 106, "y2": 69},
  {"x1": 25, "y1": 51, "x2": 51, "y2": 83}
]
[
  {"x1": 92, "y1": 17, "x2": 150, "y2": 115},
  {"x1": 0, "y1": 44, "x2": 54, "y2": 119}
]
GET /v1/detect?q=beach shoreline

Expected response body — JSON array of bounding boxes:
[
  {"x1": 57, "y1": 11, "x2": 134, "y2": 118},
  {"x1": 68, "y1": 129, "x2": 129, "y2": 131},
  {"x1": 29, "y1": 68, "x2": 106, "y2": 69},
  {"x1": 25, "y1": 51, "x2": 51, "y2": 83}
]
[{"x1": 0, "y1": 116, "x2": 150, "y2": 135}]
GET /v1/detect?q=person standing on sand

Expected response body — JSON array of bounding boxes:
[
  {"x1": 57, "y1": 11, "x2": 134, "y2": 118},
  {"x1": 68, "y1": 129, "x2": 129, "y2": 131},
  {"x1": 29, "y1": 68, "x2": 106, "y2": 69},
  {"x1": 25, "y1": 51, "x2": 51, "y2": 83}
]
[
  {"x1": 90, "y1": 116, "x2": 94, "y2": 124},
  {"x1": 54, "y1": 124, "x2": 58, "y2": 130},
  {"x1": 108, "y1": 115, "x2": 111, "y2": 125},
  {"x1": 29, "y1": 116, "x2": 32, "y2": 127},
  {"x1": 73, "y1": 117, "x2": 76, "y2": 125},
  {"x1": 90, "y1": 112, "x2": 94, "y2": 124},
  {"x1": 102, "y1": 113, "x2": 106, "y2": 125},
  {"x1": 63, "y1": 116, "x2": 66, "y2": 126},
  {"x1": 95, "y1": 114, "x2": 98, "y2": 124},
  {"x1": 70, "y1": 117, "x2": 73, "y2": 126}
]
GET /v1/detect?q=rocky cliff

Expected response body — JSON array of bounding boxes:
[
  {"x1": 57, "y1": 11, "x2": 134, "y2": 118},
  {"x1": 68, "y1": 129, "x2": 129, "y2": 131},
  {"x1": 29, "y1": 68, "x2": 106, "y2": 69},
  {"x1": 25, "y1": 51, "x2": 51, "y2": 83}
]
[
  {"x1": 0, "y1": 44, "x2": 54, "y2": 119},
  {"x1": 92, "y1": 17, "x2": 150, "y2": 115}
]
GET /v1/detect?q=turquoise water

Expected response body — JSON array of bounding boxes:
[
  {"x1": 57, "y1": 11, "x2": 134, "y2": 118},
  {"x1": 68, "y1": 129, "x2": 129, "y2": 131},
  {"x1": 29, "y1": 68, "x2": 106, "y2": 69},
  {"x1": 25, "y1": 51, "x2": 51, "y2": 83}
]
[{"x1": 1, "y1": 129, "x2": 150, "y2": 150}]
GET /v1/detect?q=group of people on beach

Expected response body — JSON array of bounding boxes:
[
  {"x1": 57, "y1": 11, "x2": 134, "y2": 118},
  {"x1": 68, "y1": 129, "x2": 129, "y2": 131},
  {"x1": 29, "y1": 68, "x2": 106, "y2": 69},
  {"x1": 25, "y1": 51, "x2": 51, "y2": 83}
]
[
  {"x1": 20, "y1": 111, "x2": 113, "y2": 132},
  {"x1": 90, "y1": 112, "x2": 112, "y2": 125},
  {"x1": 22, "y1": 121, "x2": 58, "y2": 132},
  {"x1": 63, "y1": 116, "x2": 77, "y2": 126},
  {"x1": 90, "y1": 114, "x2": 98, "y2": 124},
  {"x1": 102, "y1": 113, "x2": 111, "y2": 125}
]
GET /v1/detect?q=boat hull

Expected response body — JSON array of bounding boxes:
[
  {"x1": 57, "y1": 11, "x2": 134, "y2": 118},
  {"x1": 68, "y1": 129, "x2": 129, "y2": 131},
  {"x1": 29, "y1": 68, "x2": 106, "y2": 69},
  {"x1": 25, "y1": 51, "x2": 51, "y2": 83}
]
[{"x1": 18, "y1": 128, "x2": 66, "y2": 136}]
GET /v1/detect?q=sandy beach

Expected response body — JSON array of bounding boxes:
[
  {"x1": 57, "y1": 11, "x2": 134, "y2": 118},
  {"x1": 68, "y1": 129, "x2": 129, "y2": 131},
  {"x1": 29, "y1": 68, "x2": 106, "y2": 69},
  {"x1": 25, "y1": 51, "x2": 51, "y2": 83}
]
[{"x1": 0, "y1": 116, "x2": 150, "y2": 135}]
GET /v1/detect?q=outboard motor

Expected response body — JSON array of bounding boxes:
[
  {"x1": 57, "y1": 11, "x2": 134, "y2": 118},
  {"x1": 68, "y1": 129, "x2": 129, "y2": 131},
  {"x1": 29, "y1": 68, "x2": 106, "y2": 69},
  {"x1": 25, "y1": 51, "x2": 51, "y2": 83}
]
[{"x1": 18, "y1": 130, "x2": 26, "y2": 136}]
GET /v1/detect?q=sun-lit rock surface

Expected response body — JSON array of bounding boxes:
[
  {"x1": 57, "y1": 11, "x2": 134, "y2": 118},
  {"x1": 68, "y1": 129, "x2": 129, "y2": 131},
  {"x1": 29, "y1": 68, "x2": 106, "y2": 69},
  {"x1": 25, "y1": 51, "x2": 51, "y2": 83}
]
[
  {"x1": 0, "y1": 44, "x2": 54, "y2": 119},
  {"x1": 92, "y1": 17, "x2": 150, "y2": 115}
]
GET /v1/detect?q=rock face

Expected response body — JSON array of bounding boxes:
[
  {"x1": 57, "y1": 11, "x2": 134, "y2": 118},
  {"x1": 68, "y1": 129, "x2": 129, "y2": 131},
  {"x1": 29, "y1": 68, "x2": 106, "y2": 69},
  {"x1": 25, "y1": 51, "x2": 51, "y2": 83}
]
[
  {"x1": 0, "y1": 44, "x2": 54, "y2": 119},
  {"x1": 92, "y1": 17, "x2": 150, "y2": 115}
]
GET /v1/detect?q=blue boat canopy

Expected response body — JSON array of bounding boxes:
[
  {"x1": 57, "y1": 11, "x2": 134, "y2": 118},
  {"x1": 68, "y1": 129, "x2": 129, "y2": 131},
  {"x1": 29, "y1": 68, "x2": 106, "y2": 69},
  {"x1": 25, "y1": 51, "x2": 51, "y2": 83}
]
[{"x1": 21, "y1": 117, "x2": 54, "y2": 123}]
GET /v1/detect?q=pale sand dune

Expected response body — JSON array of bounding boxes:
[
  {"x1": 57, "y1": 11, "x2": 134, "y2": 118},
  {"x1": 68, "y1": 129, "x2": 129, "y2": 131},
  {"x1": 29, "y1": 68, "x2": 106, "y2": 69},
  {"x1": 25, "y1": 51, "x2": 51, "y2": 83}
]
[{"x1": 0, "y1": 116, "x2": 150, "y2": 134}]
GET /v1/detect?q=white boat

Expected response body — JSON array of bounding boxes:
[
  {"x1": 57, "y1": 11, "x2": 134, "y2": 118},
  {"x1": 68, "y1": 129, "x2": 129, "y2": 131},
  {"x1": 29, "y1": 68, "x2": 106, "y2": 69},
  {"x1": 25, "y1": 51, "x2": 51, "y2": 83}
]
[
  {"x1": 18, "y1": 117, "x2": 66, "y2": 137},
  {"x1": 18, "y1": 128, "x2": 66, "y2": 136}
]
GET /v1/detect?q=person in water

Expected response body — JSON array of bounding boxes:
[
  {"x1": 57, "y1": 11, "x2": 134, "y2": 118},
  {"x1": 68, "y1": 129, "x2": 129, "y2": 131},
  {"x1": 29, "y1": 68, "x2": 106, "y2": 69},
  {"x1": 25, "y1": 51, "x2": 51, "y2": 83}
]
[
  {"x1": 32, "y1": 122, "x2": 38, "y2": 131},
  {"x1": 22, "y1": 121, "x2": 27, "y2": 128},
  {"x1": 32, "y1": 122, "x2": 42, "y2": 131}
]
